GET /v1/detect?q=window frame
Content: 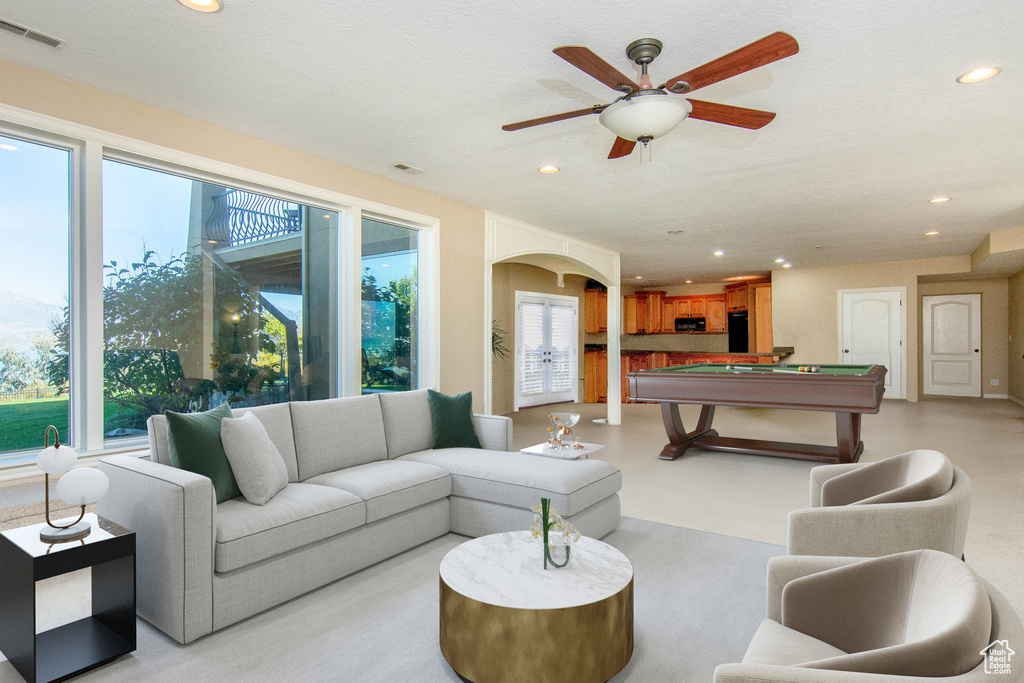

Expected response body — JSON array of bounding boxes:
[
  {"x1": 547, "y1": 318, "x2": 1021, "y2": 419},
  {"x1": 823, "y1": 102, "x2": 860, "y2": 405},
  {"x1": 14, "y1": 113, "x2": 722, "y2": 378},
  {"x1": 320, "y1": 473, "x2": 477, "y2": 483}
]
[{"x1": 0, "y1": 103, "x2": 440, "y2": 464}]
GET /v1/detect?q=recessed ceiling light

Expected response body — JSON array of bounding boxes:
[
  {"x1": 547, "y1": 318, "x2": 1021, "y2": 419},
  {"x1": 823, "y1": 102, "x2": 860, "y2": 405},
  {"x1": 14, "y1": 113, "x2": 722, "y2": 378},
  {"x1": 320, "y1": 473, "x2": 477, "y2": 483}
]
[
  {"x1": 0, "y1": 144, "x2": 17, "y2": 151},
  {"x1": 684, "y1": 280, "x2": 693, "y2": 284},
  {"x1": 713, "y1": 251, "x2": 725, "y2": 256},
  {"x1": 925, "y1": 231, "x2": 941, "y2": 236},
  {"x1": 538, "y1": 165, "x2": 559, "y2": 174},
  {"x1": 957, "y1": 66, "x2": 1001, "y2": 84},
  {"x1": 812, "y1": 245, "x2": 823, "y2": 249},
  {"x1": 634, "y1": 275, "x2": 643, "y2": 280},
  {"x1": 782, "y1": 263, "x2": 793, "y2": 268},
  {"x1": 774, "y1": 258, "x2": 785, "y2": 263},
  {"x1": 177, "y1": 0, "x2": 222, "y2": 12},
  {"x1": 929, "y1": 196, "x2": 951, "y2": 204},
  {"x1": 382, "y1": 263, "x2": 389, "y2": 267},
  {"x1": 207, "y1": 239, "x2": 218, "y2": 244},
  {"x1": 323, "y1": 214, "x2": 331, "y2": 219}
]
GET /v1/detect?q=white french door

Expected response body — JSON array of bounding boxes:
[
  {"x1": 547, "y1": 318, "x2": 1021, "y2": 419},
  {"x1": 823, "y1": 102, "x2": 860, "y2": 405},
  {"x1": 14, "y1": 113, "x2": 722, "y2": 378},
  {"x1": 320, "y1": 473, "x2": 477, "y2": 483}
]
[
  {"x1": 839, "y1": 288, "x2": 905, "y2": 399},
  {"x1": 515, "y1": 292, "x2": 578, "y2": 410},
  {"x1": 923, "y1": 294, "x2": 982, "y2": 397}
]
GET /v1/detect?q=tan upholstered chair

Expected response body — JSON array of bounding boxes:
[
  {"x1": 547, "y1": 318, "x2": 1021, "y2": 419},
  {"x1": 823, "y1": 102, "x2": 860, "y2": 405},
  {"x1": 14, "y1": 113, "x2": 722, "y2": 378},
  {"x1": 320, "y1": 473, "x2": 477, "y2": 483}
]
[
  {"x1": 787, "y1": 450, "x2": 971, "y2": 558},
  {"x1": 713, "y1": 552, "x2": 1024, "y2": 682}
]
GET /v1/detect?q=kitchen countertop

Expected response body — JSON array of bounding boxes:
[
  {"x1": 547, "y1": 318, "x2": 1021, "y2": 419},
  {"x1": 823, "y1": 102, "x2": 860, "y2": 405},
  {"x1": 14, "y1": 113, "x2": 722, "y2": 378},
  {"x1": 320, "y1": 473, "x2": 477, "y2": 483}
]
[{"x1": 586, "y1": 347, "x2": 794, "y2": 357}]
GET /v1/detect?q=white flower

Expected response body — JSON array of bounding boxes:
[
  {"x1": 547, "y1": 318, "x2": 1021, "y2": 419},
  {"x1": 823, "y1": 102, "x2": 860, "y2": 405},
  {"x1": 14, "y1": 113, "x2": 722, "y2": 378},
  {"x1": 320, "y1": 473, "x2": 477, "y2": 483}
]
[
  {"x1": 530, "y1": 503, "x2": 542, "y2": 514},
  {"x1": 572, "y1": 529, "x2": 582, "y2": 543},
  {"x1": 530, "y1": 517, "x2": 541, "y2": 538}
]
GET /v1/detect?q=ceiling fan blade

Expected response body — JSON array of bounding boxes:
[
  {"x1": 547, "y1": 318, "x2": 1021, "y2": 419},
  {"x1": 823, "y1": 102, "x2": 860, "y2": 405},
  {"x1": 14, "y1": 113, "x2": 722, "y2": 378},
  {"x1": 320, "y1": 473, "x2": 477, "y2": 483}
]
[
  {"x1": 554, "y1": 46, "x2": 639, "y2": 93},
  {"x1": 686, "y1": 99, "x2": 777, "y2": 129},
  {"x1": 502, "y1": 105, "x2": 604, "y2": 131},
  {"x1": 608, "y1": 137, "x2": 637, "y2": 159},
  {"x1": 666, "y1": 32, "x2": 799, "y2": 93}
]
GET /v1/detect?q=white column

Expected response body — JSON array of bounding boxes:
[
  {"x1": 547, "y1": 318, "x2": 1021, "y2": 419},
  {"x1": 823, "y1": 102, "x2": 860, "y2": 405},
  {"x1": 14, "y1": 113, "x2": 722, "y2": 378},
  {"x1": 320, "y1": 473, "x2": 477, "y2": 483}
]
[
  {"x1": 482, "y1": 261, "x2": 494, "y2": 414},
  {"x1": 338, "y1": 208, "x2": 362, "y2": 397},
  {"x1": 605, "y1": 285, "x2": 622, "y2": 425}
]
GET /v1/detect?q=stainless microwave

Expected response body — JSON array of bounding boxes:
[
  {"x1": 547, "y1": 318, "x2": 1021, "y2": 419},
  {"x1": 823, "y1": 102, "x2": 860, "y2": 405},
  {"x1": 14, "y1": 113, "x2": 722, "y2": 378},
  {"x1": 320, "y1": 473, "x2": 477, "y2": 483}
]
[{"x1": 675, "y1": 317, "x2": 706, "y2": 332}]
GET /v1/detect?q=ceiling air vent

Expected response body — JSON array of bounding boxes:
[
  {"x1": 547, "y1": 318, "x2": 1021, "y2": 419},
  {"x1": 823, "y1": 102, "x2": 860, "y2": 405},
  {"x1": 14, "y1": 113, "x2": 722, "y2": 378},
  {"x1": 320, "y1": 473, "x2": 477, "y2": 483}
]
[
  {"x1": 0, "y1": 18, "x2": 65, "y2": 48},
  {"x1": 392, "y1": 163, "x2": 424, "y2": 175}
]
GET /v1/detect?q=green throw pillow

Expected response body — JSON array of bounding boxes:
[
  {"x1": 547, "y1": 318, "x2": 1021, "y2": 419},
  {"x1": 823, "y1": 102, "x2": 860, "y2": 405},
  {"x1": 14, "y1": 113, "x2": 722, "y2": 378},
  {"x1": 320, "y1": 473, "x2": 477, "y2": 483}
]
[
  {"x1": 427, "y1": 389, "x2": 482, "y2": 449},
  {"x1": 165, "y1": 403, "x2": 241, "y2": 503}
]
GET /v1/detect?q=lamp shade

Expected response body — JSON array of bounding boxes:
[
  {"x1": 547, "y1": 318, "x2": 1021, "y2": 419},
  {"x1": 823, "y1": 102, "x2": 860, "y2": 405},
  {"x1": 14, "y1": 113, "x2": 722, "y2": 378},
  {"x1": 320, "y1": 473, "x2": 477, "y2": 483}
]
[
  {"x1": 37, "y1": 444, "x2": 77, "y2": 475},
  {"x1": 56, "y1": 467, "x2": 109, "y2": 506},
  {"x1": 598, "y1": 95, "x2": 691, "y2": 141}
]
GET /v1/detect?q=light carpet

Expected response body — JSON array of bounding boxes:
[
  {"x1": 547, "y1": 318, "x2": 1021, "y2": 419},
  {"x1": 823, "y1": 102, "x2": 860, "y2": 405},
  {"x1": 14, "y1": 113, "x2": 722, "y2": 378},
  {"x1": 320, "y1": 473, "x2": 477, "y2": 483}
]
[{"x1": 0, "y1": 517, "x2": 783, "y2": 683}]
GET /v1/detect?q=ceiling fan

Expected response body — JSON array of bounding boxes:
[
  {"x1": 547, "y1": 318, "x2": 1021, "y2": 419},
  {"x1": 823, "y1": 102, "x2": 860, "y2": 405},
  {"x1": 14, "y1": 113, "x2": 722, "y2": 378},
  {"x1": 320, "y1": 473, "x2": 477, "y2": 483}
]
[{"x1": 502, "y1": 32, "x2": 799, "y2": 159}]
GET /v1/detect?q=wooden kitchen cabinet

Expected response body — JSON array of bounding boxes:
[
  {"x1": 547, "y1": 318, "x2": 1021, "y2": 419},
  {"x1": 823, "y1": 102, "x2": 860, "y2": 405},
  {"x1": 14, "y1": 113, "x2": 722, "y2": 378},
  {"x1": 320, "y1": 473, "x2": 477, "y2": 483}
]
[
  {"x1": 750, "y1": 283, "x2": 773, "y2": 353},
  {"x1": 688, "y1": 296, "x2": 706, "y2": 318},
  {"x1": 584, "y1": 348, "x2": 609, "y2": 403},
  {"x1": 675, "y1": 298, "x2": 690, "y2": 319},
  {"x1": 725, "y1": 283, "x2": 748, "y2": 312},
  {"x1": 704, "y1": 294, "x2": 726, "y2": 333},
  {"x1": 663, "y1": 300, "x2": 675, "y2": 331},
  {"x1": 584, "y1": 289, "x2": 608, "y2": 333},
  {"x1": 623, "y1": 291, "x2": 666, "y2": 334}
]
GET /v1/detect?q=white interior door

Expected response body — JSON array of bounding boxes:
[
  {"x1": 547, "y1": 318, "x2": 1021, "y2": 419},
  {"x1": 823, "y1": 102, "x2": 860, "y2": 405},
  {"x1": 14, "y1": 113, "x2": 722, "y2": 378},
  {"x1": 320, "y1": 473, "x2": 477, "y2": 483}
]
[
  {"x1": 515, "y1": 292, "x2": 578, "y2": 409},
  {"x1": 923, "y1": 294, "x2": 982, "y2": 397},
  {"x1": 840, "y1": 289, "x2": 904, "y2": 399}
]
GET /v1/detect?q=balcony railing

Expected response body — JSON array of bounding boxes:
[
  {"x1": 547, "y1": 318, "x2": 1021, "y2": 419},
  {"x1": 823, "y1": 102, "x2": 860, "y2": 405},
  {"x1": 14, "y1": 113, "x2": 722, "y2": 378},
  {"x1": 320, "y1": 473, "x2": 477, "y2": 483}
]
[{"x1": 206, "y1": 189, "x2": 302, "y2": 246}]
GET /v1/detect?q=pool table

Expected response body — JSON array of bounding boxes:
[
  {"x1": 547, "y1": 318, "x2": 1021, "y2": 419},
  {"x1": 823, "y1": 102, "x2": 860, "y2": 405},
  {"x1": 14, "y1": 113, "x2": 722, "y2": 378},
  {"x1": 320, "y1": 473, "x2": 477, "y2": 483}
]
[{"x1": 627, "y1": 363, "x2": 887, "y2": 464}]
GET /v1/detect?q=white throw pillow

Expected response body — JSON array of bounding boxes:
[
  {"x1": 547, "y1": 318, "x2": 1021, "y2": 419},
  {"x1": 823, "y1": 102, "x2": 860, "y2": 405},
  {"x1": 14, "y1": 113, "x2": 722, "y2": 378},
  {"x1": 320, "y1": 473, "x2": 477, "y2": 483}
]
[{"x1": 220, "y1": 411, "x2": 289, "y2": 506}]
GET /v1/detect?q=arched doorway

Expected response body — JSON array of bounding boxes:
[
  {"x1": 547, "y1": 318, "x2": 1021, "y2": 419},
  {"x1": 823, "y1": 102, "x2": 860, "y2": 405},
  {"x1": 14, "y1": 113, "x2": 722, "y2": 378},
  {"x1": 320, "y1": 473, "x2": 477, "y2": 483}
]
[{"x1": 483, "y1": 212, "x2": 621, "y2": 425}]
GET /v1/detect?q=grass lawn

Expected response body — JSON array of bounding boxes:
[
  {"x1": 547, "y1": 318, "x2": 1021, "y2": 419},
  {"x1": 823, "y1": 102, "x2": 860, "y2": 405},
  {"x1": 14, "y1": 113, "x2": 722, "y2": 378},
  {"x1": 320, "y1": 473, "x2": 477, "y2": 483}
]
[{"x1": 0, "y1": 397, "x2": 145, "y2": 453}]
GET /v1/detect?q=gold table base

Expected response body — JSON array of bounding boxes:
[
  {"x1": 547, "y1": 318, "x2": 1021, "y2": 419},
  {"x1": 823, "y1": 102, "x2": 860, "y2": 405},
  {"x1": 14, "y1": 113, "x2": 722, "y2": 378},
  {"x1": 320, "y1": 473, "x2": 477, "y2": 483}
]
[{"x1": 440, "y1": 575, "x2": 634, "y2": 683}]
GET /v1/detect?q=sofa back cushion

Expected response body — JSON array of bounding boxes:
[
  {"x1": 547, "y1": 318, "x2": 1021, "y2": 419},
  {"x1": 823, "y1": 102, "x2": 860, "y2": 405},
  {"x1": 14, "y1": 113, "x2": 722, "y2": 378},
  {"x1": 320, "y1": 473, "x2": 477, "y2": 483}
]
[
  {"x1": 378, "y1": 389, "x2": 434, "y2": 459},
  {"x1": 291, "y1": 394, "x2": 388, "y2": 480},
  {"x1": 148, "y1": 402, "x2": 298, "y2": 483}
]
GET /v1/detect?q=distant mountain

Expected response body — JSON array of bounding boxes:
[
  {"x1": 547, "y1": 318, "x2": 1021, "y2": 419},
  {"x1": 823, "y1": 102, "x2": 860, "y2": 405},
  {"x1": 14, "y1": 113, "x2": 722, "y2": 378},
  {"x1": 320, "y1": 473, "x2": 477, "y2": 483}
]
[{"x1": 0, "y1": 289, "x2": 62, "y2": 346}]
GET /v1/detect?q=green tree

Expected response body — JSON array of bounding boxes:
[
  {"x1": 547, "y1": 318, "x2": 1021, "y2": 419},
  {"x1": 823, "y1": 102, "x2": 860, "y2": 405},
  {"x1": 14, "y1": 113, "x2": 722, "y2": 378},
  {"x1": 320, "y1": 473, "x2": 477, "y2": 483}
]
[{"x1": 0, "y1": 342, "x2": 34, "y2": 393}]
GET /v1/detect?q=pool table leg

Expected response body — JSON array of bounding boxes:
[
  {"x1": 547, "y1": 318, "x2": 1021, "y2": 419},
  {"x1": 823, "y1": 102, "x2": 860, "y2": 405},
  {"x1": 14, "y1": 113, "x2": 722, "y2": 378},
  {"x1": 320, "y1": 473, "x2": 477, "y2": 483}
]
[
  {"x1": 835, "y1": 412, "x2": 864, "y2": 464},
  {"x1": 659, "y1": 403, "x2": 719, "y2": 460}
]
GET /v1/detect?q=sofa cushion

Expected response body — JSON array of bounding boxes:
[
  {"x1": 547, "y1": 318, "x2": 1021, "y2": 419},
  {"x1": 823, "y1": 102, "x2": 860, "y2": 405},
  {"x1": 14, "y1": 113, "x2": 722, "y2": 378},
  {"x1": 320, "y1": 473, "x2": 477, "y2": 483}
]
[
  {"x1": 742, "y1": 619, "x2": 847, "y2": 666},
  {"x1": 215, "y1": 483, "x2": 364, "y2": 573},
  {"x1": 291, "y1": 395, "x2": 388, "y2": 480},
  {"x1": 821, "y1": 450, "x2": 954, "y2": 506},
  {"x1": 305, "y1": 460, "x2": 451, "y2": 523},
  {"x1": 148, "y1": 402, "x2": 299, "y2": 482},
  {"x1": 427, "y1": 390, "x2": 481, "y2": 449},
  {"x1": 378, "y1": 389, "x2": 435, "y2": 459},
  {"x1": 221, "y1": 412, "x2": 289, "y2": 506},
  {"x1": 234, "y1": 403, "x2": 299, "y2": 483},
  {"x1": 397, "y1": 449, "x2": 621, "y2": 517},
  {"x1": 165, "y1": 403, "x2": 240, "y2": 504}
]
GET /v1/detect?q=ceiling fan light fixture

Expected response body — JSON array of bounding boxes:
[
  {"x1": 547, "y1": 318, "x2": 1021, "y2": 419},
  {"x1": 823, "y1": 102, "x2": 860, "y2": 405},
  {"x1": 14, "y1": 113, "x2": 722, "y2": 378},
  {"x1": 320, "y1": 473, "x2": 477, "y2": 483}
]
[{"x1": 598, "y1": 95, "x2": 691, "y2": 142}]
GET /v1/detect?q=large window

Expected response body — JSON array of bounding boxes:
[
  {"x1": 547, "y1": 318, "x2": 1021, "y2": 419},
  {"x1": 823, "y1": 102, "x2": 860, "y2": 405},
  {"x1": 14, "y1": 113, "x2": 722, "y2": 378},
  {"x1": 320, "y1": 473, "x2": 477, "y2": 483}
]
[
  {"x1": 0, "y1": 135, "x2": 71, "y2": 453},
  {"x1": 101, "y1": 160, "x2": 338, "y2": 444},
  {"x1": 0, "y1": 115, "x2": 433, "y2": 461},
  {"x1": 361, "y1": 218, "x2": 418, "y2": 393}
]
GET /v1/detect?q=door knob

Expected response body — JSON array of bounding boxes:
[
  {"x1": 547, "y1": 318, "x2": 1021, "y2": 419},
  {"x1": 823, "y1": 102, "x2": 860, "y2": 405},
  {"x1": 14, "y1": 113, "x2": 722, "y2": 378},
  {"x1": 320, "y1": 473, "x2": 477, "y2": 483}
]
[
  {"x1": 974, "y1": 349, "x2": 979, "y2": 353},
  {"x1": 844, "y1": 349, "x2": 850, "y2": 353}
]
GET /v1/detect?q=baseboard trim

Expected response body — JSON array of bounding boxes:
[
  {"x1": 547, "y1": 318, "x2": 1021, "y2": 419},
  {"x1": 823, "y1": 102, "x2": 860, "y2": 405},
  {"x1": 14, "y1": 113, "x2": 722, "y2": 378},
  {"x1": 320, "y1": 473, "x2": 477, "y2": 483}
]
[
  {"x1": 983, "y1": 393, "x2": 1009, "y2": 399},
  {"x1": 1010, "y1": 395, "x2": 1024, "y2": 409}
]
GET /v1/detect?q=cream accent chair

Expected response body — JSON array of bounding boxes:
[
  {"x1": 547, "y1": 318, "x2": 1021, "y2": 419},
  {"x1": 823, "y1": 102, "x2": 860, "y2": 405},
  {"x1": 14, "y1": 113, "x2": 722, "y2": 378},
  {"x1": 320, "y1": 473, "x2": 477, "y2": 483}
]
[
  {"x1": 787, "y1": 450, "x2": 971, "y2": 558},
  {"x1": 713, "y1": 551, "x2": 1024, "y2": 682}
]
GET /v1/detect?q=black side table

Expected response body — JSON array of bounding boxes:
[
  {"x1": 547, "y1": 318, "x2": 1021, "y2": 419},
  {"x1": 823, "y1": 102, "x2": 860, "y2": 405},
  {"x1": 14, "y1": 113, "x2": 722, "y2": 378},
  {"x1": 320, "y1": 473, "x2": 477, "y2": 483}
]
[{"x1": 0, "y1": 513, "x2": 136, "y2": 683}]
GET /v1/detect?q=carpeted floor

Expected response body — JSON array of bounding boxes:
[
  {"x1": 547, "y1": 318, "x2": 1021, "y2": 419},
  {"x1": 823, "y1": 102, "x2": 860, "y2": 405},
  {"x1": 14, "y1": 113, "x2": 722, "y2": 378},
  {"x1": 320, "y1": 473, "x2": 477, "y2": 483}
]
[{"x1": 0, "y1": 517, "x2": 783, "y2": 682}]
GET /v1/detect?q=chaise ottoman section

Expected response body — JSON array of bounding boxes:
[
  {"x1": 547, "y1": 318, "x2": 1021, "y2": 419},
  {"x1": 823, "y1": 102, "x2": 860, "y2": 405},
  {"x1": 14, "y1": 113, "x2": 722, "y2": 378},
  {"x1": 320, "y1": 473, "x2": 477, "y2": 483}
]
[
  {"x1": 305, "y1": 460, "x2": 452, "y2": 523},
  {"x1": 397, "y1": 448, "x2": 621, "y2": 516},
  {"x1": 215, "y1": 483, "x2": 365, "y2": 573}
]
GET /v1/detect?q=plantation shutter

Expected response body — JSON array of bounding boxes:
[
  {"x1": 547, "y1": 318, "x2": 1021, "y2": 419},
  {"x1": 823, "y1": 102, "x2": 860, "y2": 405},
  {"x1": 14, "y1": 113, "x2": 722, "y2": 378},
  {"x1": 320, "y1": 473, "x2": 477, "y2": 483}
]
[
  {"x1": 549, "y1": 304, "x2": 574, "y2": 393},
  {"x1": 519, "y1": 300, "x2": 545, "y2": 395}
]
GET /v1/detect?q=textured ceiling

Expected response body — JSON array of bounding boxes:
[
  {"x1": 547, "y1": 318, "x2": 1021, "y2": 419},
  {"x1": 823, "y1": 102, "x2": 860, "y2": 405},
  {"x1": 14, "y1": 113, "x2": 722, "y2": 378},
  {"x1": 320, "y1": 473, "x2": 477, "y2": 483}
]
[{"x1": 1, "y1": 0, "x2": 1022, "y2": 284}]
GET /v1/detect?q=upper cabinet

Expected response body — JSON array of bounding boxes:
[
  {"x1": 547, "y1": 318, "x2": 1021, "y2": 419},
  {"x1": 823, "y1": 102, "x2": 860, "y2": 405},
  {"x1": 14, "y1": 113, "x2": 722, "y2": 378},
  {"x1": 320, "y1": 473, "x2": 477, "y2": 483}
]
[
  {"x1": 584, "y1": 289, "x2": 608, "y2": 333},
  {"x1": 622, "y1": 291, "x2": 665, "y2": 334},
  {"x1": 725, "y1": 283, "x2": 749, "y2": 312},
  {"x1": 704, "y1": 294, "x2": 726, "y2": 333}
]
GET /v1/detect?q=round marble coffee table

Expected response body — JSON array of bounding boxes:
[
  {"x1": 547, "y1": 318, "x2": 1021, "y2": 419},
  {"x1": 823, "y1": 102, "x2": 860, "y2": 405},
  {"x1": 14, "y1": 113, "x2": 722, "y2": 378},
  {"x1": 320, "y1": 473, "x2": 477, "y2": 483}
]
[{"x1": 439, "y1": 531, "x2": 633, "y2": 683}]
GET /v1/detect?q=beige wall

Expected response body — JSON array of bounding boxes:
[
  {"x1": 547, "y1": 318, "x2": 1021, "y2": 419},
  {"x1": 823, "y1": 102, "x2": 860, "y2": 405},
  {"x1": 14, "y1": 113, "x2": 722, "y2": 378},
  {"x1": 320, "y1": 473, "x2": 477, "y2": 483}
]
[
  {"x1": 0, "y1": 59, "x2": 487, "y2": 408},
  {"x1": 918, "y1": 279, "x2": 1009, "y2": 397},
  {"x1": 490, "y1": 263, "x2": 586, "y2": 415},
  {"x1": 1010, "y1": 270, "x2": 1024, "y2": 404},
  {"x1": 772, "y1": 255, "x2": 970, "y2": 402}
]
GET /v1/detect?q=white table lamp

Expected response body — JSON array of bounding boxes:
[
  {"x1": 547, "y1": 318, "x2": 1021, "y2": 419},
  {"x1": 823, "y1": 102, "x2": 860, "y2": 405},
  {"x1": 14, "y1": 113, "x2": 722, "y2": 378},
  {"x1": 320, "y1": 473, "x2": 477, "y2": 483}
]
[{"x1": 37, "y1": 425, "x2": 108, "y2": 542}]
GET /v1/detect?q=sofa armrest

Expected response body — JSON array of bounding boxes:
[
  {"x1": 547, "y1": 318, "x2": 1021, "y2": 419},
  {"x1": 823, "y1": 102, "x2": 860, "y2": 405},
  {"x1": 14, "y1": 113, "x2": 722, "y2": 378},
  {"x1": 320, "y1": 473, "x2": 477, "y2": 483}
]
[
  {"x1": 766, "y1": 555, "x2": 866, "y2": 622},
  {"x1": 808, "y1": 463, "x2": 864, "y2": 507},
  {"x1": 787, "y1": 496, "x2": 963, "y2": 559},
  {"x1": 97, "y1": 455, "x2": 216, "y2": 644},
  {"x1": 473, "y1": 414, "x2": 512, "y2": 451}
]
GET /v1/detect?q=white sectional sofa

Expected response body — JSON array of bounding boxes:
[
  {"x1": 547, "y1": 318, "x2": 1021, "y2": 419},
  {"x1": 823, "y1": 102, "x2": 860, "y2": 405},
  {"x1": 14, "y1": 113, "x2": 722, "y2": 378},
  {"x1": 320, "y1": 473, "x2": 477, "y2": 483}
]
[{"x1": 97, "y1": 390, "x2": 622, "y2": 644}]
